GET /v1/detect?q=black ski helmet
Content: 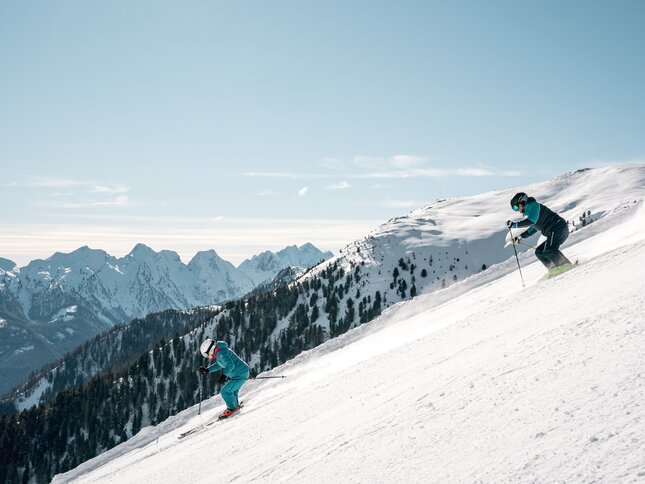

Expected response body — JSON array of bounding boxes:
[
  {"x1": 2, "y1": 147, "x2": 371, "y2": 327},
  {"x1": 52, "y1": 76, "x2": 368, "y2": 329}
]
[{"x1": 510, "y1": 192, "x2": 528, "y2": 210}]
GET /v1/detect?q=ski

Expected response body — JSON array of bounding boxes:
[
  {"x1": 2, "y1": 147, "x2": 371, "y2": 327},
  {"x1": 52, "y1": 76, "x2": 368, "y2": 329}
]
[
  {"x1": 177, "y1": 418, "x2": 220, "y2": 440},
  {"x1": 177, "y1": 402, "x2": 245, "y2": 440},
  {"x1": 178, "y1": 428, "x2": 200, "y2": 439},
  {"x1": 542, "y1": 260, "x2": 579, "y2": 280}
]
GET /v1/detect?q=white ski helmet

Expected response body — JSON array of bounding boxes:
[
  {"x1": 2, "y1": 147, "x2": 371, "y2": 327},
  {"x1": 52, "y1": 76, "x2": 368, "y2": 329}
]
[{"x1": 200, "y1": 338, "x2": 216, "y2": 358}]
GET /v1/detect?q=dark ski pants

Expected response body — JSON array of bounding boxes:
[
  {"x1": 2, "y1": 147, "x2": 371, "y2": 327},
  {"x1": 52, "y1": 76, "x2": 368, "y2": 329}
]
[
  {"x1": 220, "y1": 371, "x2": 249, "y2": 410},
  {"x1": 535, "y1": 221, "x2": 571, "y2": 268}
]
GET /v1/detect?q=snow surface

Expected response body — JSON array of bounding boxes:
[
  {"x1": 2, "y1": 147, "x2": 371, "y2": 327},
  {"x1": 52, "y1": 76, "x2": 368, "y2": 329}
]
[
  {"x1": 17, "y1": 376, "x2": 53, "y2": 410},
  {"x1": 54, "y1": 199, "x2": 645, "y2": 482},
  {"x1": 13, "y1": 345, "x2": 35, "y2": 355},
  {"x1": 48, "y1": 305, "x2": 78, "y2": 324}
]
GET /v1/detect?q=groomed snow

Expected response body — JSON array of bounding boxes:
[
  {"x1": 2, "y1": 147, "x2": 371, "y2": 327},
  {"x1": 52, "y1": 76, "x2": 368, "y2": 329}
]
[{"x1": 55, "y1": 203, "x2": 645, "y2": 483}]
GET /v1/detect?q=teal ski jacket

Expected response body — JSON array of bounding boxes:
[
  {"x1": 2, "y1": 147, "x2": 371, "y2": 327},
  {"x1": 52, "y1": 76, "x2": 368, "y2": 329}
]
[{"x1": 207, "y1": 341, "x2": 250, "y2": 378}]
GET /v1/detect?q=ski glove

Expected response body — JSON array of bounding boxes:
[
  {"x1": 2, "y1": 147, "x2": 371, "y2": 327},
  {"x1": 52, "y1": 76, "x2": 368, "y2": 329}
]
[
  {"x1": 217, "y1": 373, "x2": 229, "y2": 384},
  {"x1": 199, "y1": 366, "x2": 209, "y2": 374},
  {"x1": 506, "y1": 220, "x2": 516, "y2": 229}
]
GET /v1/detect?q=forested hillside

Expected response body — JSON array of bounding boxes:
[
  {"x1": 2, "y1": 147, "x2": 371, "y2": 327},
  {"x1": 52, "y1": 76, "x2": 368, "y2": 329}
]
[{"x1": 3, "y1": 307, "x2": 220, "y2": 412}]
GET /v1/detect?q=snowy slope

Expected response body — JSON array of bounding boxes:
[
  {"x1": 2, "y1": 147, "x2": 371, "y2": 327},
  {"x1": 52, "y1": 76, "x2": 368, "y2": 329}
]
[
  {"x1": 308, "y1": 164, "x2": 643, "y2": 285},
  {"x1": 227, "y1": 163, "x2": 643, "y2": 359},
  {"x1": 54, "y1": 188, "x2": 645, "y2": 482}
]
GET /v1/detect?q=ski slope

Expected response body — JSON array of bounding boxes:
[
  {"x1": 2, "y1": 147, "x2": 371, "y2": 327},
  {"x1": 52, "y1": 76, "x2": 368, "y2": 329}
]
[{"x1": 55, "y1": 202, "x2": 645, "y2": 483}]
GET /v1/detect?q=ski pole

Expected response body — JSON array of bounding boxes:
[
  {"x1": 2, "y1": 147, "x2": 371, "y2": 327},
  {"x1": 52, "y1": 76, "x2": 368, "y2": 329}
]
[
  {"x1": 508, "y1": 227, "x2": 526, "y2": 288},
  {"x1": 227, "y1": 376, "x2": 287, "y2": 381},
  {"x1": 198, "y1": 374, "x2": 204, "y2": 415}
]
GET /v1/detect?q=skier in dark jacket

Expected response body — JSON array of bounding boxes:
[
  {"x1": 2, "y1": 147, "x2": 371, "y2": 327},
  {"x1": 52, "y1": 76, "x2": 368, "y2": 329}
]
[
  {"x1": 199, "y1": 339, "x2": 250, "y2": 418},
  {"x1": 507, "y1": 192, "x2": 572, "y2": 271}
]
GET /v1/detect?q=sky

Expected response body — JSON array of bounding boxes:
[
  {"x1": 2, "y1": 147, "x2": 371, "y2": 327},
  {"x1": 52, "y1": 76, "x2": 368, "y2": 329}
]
[{"x1": 1, "y1": 0, "x2": 644, "y2": 266}]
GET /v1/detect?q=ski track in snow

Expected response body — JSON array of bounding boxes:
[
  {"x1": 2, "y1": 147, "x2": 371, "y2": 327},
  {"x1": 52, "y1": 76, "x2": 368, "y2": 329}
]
[{"x1": 54, "y1": 203, "x2": 645, "y2": 484}]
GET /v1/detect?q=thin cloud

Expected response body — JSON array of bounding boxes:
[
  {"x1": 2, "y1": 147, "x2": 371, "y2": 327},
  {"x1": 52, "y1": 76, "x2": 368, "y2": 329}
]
[
  {"x1": 7, "y1": 177, "x2": 131, "y2": 193},
  {"x1": 244, "y1": 172, "x2": 305, "y2": 179},
  {"x1": 455, "y1": 168, "x2": 494, "y2": 177},
  {"x1": 347, "y1": 155, "x2": 433, "y2": 172},
  {"x1": 244, "y1": 171, "x2": 336, "y2": 180},
  {"x1": 244, "y1": 155, "x2": 437, "y2": 179},
  {"x1": 357, "y1": 168, "x2": 448, "y2": 179},
  {"x1": 11, "y1": 178, "x2": 134, "y2": 209},
  {"x1": 92, "y1": 195, "x2": 130, "y2": 206},
  {"x1": 325, "y1": 181, "x2": 351, "y2": 190},
  {"x1": 244, "y1": 156, "x2": 518, "y2": 180},
  {"x1": 390, "y1": 155, "x2": 428, "y2": 169},
  {"x1": 9, "y1": 177, "x2": 87, "y2": 188},
  {"x1": 37, "y1": 195, "x2": 130, "y2": 209},
  {"x1": 298, "y1": 186, "x2": 308, "y2": 197},
  {"x1": 35, "y1": 201, "x2": 86, "y2": 209},
  {"x1": 90, "y1": 184, "x2": 130, "y2": 194},
  {"x1": 317, "y1": 154, "x2": 444, "y2": 179},
  {"x1": 351, "y1": 156, "x2": 387, "y2": 170},
  {"x1": 320, "y1": 157, "x2": 346, "y2": 170}
]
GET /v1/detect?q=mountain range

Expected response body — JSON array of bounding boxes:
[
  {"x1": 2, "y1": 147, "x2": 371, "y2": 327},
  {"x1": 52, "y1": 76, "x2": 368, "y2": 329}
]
[
  {"x1": 0, "y1": 243, "x2": 332, "y2": 395},
  {"x1": 1, "y1": 164, "x2": 643, "y2": 483}
]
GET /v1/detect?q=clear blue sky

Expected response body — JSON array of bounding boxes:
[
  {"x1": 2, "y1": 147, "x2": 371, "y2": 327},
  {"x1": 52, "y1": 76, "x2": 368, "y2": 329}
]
[{"x1": 1, "y1": 0, "x2": 644, "y2": 265}]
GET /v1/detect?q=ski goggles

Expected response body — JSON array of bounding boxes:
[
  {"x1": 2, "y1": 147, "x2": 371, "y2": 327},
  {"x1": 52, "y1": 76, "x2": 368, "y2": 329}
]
[
  {"x1": 208, "y1": 347, "x2": 222, "y2": 360},
  {"x1": 512, "y1": 204, "x2": 520, "y2": 211},
  {"x1": 205, "y1": 340, "x2": 221, "y2": 359}
]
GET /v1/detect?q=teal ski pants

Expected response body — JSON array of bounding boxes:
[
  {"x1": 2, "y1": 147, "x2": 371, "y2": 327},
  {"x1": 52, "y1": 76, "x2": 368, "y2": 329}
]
[{"x1": 220, "y1": 371, "x2": 249, "y2": 410}]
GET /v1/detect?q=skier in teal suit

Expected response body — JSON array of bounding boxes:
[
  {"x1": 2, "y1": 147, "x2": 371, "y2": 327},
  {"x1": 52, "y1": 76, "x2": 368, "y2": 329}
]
[{"x1": 199, "y1": 339, "x2": 250, "y2": 418}]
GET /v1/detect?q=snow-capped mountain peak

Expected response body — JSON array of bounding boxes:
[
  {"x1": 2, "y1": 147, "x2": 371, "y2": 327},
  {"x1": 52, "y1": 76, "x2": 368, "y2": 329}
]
[
  {"x1": 0, "y1": 257, "x2": 17, "y2": 273},
  {"x1": 188, "y1": 249, "x2": 226, "y2": 267},
  {"x1": 127, "y1": 243, "x2": 158, "y2": 260},
  {"x1": 239, "y1": 243, "x2": 333, "y2": 285}
]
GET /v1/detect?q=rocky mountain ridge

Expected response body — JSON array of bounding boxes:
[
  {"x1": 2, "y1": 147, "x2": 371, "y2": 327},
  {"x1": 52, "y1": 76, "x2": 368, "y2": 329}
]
[{"x1": 0, "y1": 243, "x2": 332, "y2": 394}]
